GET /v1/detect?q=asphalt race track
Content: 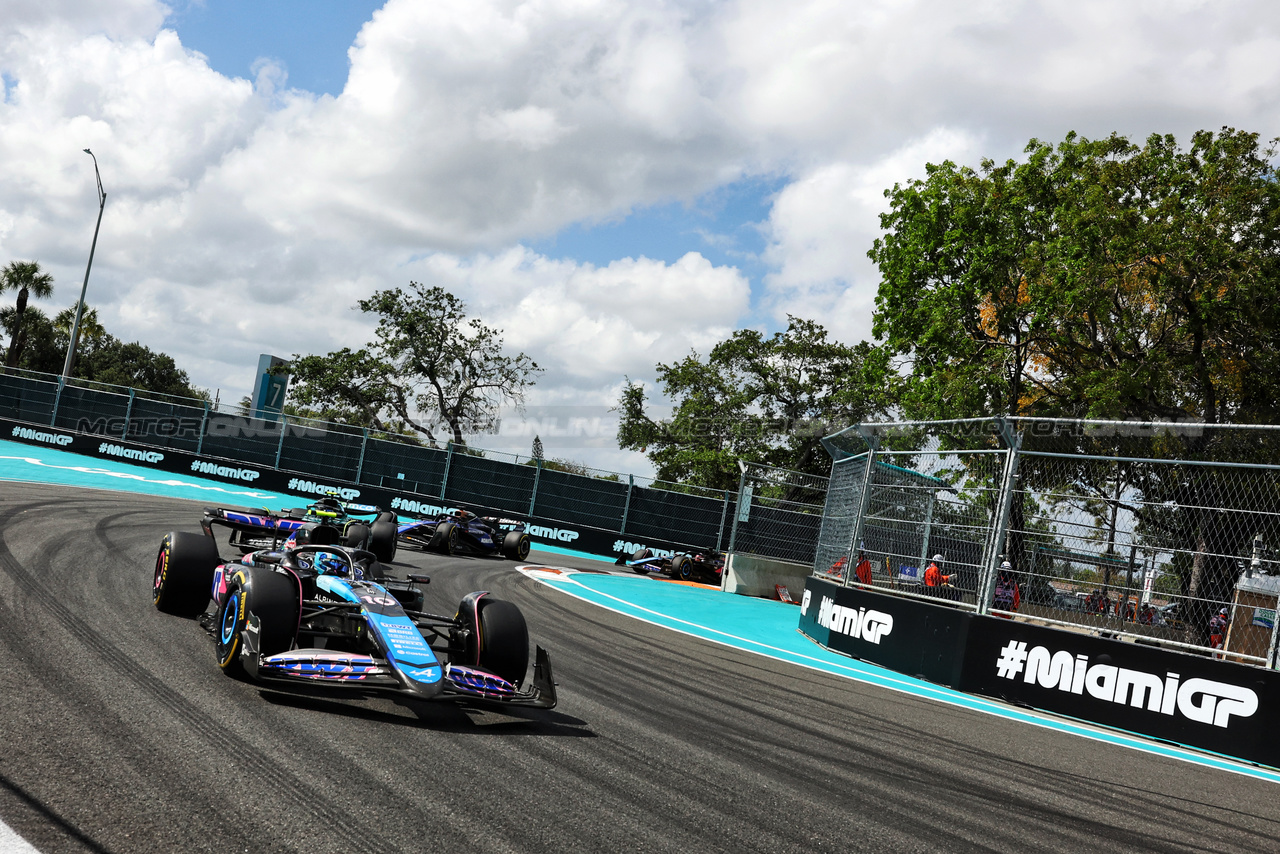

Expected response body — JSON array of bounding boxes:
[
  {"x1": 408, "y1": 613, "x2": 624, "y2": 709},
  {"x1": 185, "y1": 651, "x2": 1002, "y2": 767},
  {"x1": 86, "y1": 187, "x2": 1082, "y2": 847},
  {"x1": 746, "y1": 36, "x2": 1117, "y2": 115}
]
[{"x1": 2, "y1": 482, "x2": 1280, "y2": 853}]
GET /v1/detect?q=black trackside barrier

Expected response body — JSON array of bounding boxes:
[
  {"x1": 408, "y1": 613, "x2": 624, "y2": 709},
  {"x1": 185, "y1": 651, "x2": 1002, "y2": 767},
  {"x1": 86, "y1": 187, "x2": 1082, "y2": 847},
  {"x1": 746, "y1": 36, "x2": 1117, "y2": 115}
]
[
  {"x1": 960, "y1": 616, "x2": 1280, "y2": 768},
  {"x1": 0, "y1": 415, "x2": 699, "y2": 562},
  {"x1": 796, "y1": 570, "x2": 1280, "y2": 768},
  {"x1": 799, "y1": 576, "x2": 971, "y2": 687}
]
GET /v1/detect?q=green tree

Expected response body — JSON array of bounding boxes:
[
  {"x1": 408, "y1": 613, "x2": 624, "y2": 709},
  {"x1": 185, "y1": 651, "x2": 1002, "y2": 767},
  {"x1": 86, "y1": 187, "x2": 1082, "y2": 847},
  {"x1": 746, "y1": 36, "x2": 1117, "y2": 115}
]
[
  {"x1": 286, "y1": 283, "x2": 542, "y2": 447},
  {"x1": 870, "y1": 127, "x2": 1280, "y2": 425},
  {"x1": 869, "y1": 127, "x2": 1280, "y2": 637},
  {"x1": 5, "y1": 301, "x2": 203, "y2": 399},
  {"x1": 1, "y1": 260, "x2": 55, "y2": 369},
  {"x1": 617, "y1": 316, "x2": 890, "y2": 490}
]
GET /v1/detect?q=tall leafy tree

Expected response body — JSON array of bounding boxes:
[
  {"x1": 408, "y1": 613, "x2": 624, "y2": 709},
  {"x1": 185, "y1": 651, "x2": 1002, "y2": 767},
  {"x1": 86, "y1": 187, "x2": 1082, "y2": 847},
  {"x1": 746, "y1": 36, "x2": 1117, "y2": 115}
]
[
  {"x1": 1, "y1": 260, "x2": 55, "y2": 369},
  {"x1": 6, "y1": 301, "x2": 203, "y2": 399},
  {"x1": 617, "y1": 316, "x2": 890, "y2": 490},
  {"x1": 286, "y1": 283, "x2": 541, "y2": 447},
  {"x1": 869, "y1": 127, "x2": 1280, "y2": 636}
]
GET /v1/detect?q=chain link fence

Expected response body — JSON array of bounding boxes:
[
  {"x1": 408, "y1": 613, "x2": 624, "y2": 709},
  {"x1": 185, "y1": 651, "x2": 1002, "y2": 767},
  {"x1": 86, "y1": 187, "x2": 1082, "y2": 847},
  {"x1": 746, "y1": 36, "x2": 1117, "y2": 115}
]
[
  {"x1": 727, "y1": 462, "x2": 827, "y2": 565},
  {"x1": 0, "y1": 368, "x2": 797, "y2": 560},
  {"x1": 814, "y1": 417, "x2": 1280, "y2": 669}
]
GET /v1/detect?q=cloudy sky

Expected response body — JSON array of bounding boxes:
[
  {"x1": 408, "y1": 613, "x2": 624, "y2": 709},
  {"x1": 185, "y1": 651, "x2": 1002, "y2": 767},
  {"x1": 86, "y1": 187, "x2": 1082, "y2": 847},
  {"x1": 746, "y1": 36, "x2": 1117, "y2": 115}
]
[{"x1": 2, "y1": 0, "x2": 1279, "y2": 472}]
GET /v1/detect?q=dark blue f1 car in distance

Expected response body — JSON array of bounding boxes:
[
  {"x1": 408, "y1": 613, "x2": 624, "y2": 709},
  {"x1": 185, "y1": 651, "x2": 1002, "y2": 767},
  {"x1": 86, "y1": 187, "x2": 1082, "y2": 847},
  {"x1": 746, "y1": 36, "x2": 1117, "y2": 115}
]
[
  {"x1": 616, "y1": 547, "x2": 725, "y2": 585},
  {"x1": 151, "y1": 527, "x2": 556, "y2": 708},
  {"x1": 202, "y1": 497, "x2": 399, "y2": 563},
  {"x1": 397, "y1": 510, "x2": 531, "y2": 561}
]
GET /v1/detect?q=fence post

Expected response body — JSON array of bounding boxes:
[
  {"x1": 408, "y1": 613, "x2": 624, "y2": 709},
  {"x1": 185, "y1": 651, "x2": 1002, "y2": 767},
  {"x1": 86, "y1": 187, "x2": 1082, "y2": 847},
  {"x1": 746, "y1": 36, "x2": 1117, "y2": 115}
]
[
  {"x1": 49, "y1": 375, "x2": 65, "y2": 427},
  {"x1": 728, "y1": 464, "x2": 750, "y2": 553},
  {"x1": 354, "y1": 427, "x2": 369, "y2": 484},
  {"x1": 527, "y1": 457, "x2": 542, "y2": 518},
  {"x1": 716, "y1": 489, "x2": 729, "y2": 551},
  {"x1": 439, "y1": 442, "x2": 455, "y2": 500},
  {"x1": 122, "y1": 388, "x2": 135, "y2": 440},
  {"x1": 274, "y1": 414, "x2": 287, "y2": 469},
  {"x1": 1267, "y1": 593, "x2": 1280, "y2": 670},
  {"x1": 917, "y1": 491, "x2": 936, "y2": 579},
  {"x1": 620, "y1": 474, "x2": 633, "y2": 535},
  {"x1": 842, "y1": 439, "x2": 880, "y2": 588},
  {"x1": 196, "y1": 401, "x2": 209, "y2": 455},
  {"x1": 977, "y1": 421, "x2": 1022, "y2": 615}
]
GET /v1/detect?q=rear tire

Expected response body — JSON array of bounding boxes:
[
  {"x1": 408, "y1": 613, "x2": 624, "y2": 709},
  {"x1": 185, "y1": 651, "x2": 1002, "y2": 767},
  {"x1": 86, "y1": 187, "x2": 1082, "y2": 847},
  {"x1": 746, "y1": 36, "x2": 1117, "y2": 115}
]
[
  {"x1": 153, "y1": 531, "x2": 220, "y2": 616},
  {"x1": 343, "y1": 522, "x2": 371, "y2": 550},
  {"x1": 215, "y1": 566, "x2": 298, "y2": 677},
  {"x1": 671, "y1": 554, "x2": 691, "y2": 580},
  {"x1": 501, "y1": 531, "x2": 531, "y2": 561},
  {"x1": 370, "y1": 519, "x2": 398, "y2": 563}
]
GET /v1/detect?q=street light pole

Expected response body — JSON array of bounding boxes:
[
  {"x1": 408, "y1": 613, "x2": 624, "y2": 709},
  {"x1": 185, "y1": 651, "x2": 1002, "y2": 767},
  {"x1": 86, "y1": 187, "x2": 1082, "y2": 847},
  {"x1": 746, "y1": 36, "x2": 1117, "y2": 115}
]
[{"x1": 62, "y1": 148, "x2": 106, "y2": 379}]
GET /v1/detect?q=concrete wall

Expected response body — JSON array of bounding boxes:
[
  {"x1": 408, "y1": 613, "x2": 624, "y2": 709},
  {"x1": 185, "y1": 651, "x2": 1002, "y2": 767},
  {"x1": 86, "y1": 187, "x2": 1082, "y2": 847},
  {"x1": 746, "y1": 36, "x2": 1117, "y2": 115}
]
[{"x1": 725, "y1": 552, "x2": 811, "y2": 599}]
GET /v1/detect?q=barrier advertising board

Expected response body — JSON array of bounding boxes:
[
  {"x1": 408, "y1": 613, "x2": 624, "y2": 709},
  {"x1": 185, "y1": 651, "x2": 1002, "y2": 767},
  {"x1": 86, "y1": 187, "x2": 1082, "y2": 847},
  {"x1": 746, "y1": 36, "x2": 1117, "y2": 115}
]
[
  {"x1": 961, "y1": 616, "x2": 1280, "y2": 768},
  {"x1": 799, "y1": 576, "x2": 970, "y2": 687}
]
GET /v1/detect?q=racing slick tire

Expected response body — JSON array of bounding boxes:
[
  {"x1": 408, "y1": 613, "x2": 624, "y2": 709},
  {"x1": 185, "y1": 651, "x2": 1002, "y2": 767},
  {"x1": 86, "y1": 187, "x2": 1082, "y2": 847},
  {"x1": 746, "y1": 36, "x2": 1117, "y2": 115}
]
[
  {"x1": 370, "y1": 518, "x2": 399, "y2": 563},
  {"x1": 153, "y1": 531, "x2": 220, "y2": 617},
  {"x1": 215, "y1": 566, "x2": 299, "y2": 678},
  {"x1": 501, "y1": 531, "x2": 531, "y2": 561},
  {"x1": 671, "y1": 554, "x2": 691, "y2": 580},
  {"x1": 630, "y1": 547, "x2": 652, "y2": 575},
  {"x1": 432, "y1": 521, "x2": 458, "y2": 555},
  {"x1": 343, "y1": 522, "x2": 372, "y2": 551},
  {"x1": 456, "y1": 597, "x2": 529, "y2": 686}
]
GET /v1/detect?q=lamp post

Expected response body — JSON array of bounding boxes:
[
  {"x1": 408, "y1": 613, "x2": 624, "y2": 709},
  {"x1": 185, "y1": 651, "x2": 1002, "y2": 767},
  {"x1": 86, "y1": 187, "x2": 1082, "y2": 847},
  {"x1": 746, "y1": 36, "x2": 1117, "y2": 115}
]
[{"x1": 62, "y1": 148, "x2": 106, "y2": 379}]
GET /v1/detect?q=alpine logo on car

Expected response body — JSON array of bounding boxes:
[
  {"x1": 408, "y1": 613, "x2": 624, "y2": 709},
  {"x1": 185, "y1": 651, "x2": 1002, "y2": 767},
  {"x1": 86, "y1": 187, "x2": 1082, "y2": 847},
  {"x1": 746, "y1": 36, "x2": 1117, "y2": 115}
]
[
  {"x1": 995, "y1": 640, "x2": 1259, "y2": 728},
  {"x1": 527, "y1": 525, "x2": 579, "y2": 543},
  {"x1": 812, "y1": 595, "x2": 894, "y2": 645},
  {"x1": 287, "y1": 478, "x2": 359, "y2": 501},
  {"x1": 10, "y1": 425, "x2": 73, "y2": 446},
  {"x1": 190, "y1": 460, "x2": 260, "y2": 481},
  {"x1": 97, "y1": 442, "x2": 163, "y2": 463}
]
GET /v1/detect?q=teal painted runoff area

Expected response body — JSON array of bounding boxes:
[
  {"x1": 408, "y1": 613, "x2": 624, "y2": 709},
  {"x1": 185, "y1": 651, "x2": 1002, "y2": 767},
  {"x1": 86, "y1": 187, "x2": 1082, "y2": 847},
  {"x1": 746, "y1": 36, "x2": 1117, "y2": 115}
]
[{"x1": 3, "y1": 437, "x2": 1278, "y2": 783}]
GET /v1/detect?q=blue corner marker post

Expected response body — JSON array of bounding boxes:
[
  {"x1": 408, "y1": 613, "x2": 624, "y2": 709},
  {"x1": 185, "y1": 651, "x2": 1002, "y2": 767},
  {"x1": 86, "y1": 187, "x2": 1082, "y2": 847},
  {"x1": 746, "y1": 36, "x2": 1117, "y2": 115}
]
[{"x1": 251, "y1": 354, "x2": 290, "y2": 422}]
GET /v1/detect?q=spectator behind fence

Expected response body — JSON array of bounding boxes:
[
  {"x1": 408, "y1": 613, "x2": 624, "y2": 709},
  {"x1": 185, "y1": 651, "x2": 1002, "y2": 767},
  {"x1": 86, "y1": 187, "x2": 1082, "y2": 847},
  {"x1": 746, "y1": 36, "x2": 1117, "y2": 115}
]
[
  {"x1": 993, "y1": 561, "x2": 1020, "y2": 616},
  {"x1": 924, "y1": 554, "x2": 955, "y2": 597},
  {"x1": 855, "y1": 550, "x2": 873, "y2": 585},
  {"x1": 1209, "y1": 607, "x2": 1229, "y2": 652}
]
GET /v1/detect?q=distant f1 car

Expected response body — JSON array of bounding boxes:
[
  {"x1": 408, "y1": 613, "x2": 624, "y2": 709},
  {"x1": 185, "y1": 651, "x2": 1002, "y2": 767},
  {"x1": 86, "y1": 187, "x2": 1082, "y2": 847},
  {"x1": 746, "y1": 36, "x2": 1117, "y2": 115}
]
[
  {"x1": 397, "y1": 510, "x2": 531, "y2": 560},
  {"x1": 202, "y1": 497, "x2": 399, "y2": 563},
  {"x1": 151, "y1": 529, "x2": 556, "y2": 708},
  {"x1": 615, "y1": 547, "x2": 725, "y2": 585}
]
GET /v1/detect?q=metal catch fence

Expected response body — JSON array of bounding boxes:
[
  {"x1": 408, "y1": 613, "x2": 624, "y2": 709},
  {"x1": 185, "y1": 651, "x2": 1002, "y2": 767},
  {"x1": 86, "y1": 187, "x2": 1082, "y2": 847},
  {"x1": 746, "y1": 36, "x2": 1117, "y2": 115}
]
[
  {"x1": 0, "y1": 368, "x2": 797, "y2": 561},
  {"x1": 729, "y1": 461, "x2": 827, "y2": 566},
  {"x1": 814, "y1": 417, "x2": 1280, "y2": 670}
]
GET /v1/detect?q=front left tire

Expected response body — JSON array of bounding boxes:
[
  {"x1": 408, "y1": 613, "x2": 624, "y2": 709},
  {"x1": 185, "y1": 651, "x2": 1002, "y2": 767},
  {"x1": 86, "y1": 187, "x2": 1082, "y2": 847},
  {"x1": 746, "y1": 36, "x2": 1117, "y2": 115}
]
[{"x1": 153, "y1": 531, "x2": 220, "y2": 616}]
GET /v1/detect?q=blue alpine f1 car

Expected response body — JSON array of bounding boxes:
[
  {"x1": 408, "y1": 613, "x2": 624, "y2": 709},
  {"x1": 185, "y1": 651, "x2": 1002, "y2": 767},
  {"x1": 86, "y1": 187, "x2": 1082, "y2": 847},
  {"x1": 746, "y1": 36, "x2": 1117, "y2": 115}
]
[
  {"x1": 397, "y1": 510, "x2": 531, "y2": 560},
  {"x1": 151, "y1": 528, "x2": 556, "y2": 707},
  {"x1": 202, "y1": 497, "x2": 399, "y2": 563}
]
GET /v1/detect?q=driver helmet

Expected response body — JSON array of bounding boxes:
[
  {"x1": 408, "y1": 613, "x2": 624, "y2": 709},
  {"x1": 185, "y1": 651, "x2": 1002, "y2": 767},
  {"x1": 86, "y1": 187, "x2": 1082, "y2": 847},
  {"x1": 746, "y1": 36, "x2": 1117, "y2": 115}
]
[{"x1": 313, "y1": 551, "x2": 348, "y2": 577}]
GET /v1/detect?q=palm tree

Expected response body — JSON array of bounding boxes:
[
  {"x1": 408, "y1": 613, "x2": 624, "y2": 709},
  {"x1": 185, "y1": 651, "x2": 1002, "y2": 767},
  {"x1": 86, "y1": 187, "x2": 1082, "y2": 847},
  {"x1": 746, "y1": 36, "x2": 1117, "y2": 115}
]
[{"x1": 1, "y1": 260, "x2": 55, "y2": 369}]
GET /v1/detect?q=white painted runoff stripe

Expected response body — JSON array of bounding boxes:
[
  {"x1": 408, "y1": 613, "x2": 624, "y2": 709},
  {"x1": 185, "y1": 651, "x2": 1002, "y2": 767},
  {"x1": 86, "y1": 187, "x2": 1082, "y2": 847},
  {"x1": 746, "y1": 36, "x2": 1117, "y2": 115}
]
[
  {"x1": 522, "y1": 567, "x2": 1280, "y2": 786},
  {"x1": 0, "y1": 820, "x2": 40, "y2": 854}
]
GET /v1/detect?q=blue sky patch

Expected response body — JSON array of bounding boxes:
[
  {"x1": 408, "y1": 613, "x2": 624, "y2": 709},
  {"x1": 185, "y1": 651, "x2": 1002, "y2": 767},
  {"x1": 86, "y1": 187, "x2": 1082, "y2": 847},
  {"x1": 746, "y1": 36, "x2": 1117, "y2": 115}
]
[{"x1": 166, "y1": 0, "x2": 386, "y2": 96}]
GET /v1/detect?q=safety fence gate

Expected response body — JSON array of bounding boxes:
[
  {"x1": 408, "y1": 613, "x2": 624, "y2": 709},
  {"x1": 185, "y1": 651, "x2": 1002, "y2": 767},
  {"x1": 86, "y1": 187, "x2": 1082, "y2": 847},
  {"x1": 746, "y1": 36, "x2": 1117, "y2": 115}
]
[{"x1": 813, "y1": 417, "x2": 1280, "y2": 670}]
